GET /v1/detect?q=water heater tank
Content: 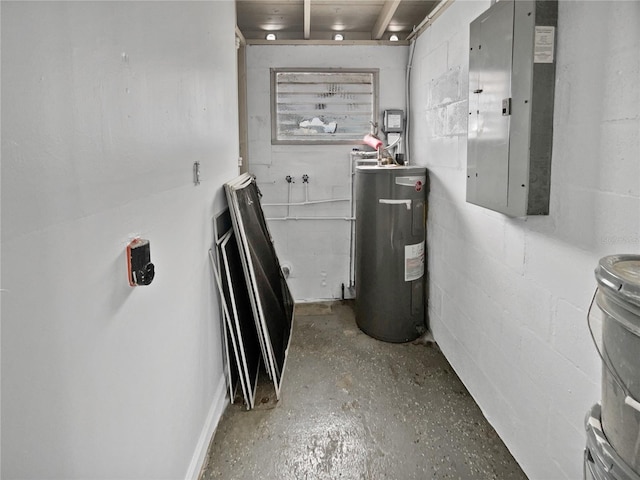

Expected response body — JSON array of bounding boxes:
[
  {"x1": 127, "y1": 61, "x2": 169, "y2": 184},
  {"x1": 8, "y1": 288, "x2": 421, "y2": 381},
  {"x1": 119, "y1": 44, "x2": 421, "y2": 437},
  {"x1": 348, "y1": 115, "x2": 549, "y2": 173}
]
[{"x1": 355, "y1": 165, "x2": 427, "y2": 342}]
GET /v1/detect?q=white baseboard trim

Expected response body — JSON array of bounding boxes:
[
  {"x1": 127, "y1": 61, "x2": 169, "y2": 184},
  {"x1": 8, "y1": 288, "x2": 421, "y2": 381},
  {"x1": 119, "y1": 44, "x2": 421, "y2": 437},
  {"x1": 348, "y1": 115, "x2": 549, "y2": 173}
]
[{"x1": 184, "y1": 375, "x2": 228, "y2": 480}]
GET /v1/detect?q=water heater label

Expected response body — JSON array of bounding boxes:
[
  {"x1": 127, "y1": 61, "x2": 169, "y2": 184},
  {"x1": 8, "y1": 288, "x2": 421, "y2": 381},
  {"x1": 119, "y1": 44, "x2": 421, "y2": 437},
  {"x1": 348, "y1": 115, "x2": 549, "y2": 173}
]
[{"x1": 405, "y1": 241, "x2": 425, "y2": 282}]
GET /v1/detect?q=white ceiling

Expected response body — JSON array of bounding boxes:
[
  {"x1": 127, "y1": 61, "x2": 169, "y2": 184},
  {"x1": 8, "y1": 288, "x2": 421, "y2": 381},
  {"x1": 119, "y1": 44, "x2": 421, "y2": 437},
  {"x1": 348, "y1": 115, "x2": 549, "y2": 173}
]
[{"x1": 236, "y1": 0, "x2": 441, "y2": 42}]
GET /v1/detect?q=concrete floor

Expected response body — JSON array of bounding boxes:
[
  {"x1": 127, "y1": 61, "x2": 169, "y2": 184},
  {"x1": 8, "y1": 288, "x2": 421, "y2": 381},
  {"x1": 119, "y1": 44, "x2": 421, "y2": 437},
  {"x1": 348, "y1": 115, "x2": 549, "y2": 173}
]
[{"x1": 200, "y1": 301, "x2": 528, "y2": 480}]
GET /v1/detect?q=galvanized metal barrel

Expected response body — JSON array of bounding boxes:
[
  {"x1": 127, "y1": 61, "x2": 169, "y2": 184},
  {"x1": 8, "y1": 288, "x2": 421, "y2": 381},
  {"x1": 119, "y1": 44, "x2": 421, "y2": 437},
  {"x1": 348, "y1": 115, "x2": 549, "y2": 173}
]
[
  {"x1": 594, "y1": 255, "x2": 640, "y2": 474},
  {"x1": 584, "y1": 403, "x2": 640, "y2": 480}
]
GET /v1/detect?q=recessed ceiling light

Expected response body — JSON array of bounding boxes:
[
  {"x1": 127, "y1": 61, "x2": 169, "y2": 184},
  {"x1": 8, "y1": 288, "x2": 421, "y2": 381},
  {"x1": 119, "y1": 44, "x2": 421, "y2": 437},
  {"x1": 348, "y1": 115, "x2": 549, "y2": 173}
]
[
  {"x1": 266, "y1": 33, "x2": 276, "y2": 41},
  {"x1": 389, "y1": 34, "x2": 399, "y2": 42},
  {"x1": 333, "y1": 33, "x2": 344, "y2": 41}
]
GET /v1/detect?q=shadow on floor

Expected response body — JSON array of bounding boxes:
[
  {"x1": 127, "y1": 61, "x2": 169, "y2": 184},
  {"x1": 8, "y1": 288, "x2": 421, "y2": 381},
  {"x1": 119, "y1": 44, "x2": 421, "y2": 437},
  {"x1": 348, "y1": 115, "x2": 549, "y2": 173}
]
[{"x1": 200, "y1": 301, "x2": 528, "y2": 480}]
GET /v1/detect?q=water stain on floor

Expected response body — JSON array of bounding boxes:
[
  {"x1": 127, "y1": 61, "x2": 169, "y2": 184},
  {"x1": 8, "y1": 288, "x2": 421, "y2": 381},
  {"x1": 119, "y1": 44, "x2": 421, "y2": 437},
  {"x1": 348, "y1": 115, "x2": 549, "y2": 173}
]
[{"x1": 200, "y1": 301, "x2": 528, "y2": 480}]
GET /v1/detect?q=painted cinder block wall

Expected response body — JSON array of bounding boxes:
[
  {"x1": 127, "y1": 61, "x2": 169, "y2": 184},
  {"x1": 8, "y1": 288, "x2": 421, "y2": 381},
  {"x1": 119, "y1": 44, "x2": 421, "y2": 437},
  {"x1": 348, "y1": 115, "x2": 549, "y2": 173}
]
[
  {"x1": 1, "y1": 2, "x2": 239, "y2": 478},
  {"x1": 246, "y1": 45, "x2": 408, "y2": 301},
  {"x1": 410, "y1": 1, "x2": 640, "y2": 479}
]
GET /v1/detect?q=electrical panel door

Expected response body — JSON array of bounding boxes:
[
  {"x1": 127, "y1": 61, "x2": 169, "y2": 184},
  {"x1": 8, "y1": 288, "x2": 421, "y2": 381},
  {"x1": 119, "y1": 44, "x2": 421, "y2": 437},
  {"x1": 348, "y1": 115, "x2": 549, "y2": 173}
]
[
  {"x1": 467, "y1": 0, "x2": 558, "y2": 217},
  {"x1": 467, "y1": 0, "x2": 514, "y2": 213}
]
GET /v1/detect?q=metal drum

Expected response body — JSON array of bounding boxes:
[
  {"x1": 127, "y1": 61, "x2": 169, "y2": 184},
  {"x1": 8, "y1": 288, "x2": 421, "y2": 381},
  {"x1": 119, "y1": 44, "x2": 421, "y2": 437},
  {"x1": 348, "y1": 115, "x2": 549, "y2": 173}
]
[
  {"x1": 355, "y1": 165, "x2": 427, "y2": 343},
  {"x1": 584, "y1": 404, "x2": 640, "y2": 480},
  {"x1": 593, "y1": 255, "x2": 640, "y2": 474}
]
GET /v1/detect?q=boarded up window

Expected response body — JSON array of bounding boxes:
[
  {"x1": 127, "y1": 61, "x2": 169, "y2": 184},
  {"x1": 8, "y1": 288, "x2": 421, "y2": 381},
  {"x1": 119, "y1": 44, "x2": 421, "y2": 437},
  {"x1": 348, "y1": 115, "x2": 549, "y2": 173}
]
[{"x1": 271, "y1": 69, "x2": 378, "y2": 144}]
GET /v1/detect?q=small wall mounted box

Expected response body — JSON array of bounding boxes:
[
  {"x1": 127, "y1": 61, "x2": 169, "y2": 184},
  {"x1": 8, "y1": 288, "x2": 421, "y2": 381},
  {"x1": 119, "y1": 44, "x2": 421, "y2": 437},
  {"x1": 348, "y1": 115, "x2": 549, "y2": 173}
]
[
  {"x1": 466, "y1": 0, "x2": 557, "y2": 216},
  {"x1": 383, "y1": 109, "x2": 404, "y2": 134},
  {"x1": 127, "y1": 238, "x2": 155, "y2": 286}
]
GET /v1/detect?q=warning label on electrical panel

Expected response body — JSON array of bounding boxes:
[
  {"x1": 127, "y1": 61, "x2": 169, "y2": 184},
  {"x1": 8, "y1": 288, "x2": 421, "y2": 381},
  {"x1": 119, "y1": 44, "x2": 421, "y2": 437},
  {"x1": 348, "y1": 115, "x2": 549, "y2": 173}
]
[
  {"x1": 534, "y1": 26, "x2": 555, "y2": 63},
  {"x1": 405, "y1": 241, "x2": 425, "y2": 282}
]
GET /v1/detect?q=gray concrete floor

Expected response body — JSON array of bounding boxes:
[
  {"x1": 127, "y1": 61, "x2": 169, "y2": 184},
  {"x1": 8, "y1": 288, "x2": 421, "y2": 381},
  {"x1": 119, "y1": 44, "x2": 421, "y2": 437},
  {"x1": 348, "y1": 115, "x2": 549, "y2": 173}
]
[{"x1": 200, "y1": 301, "x2": 528, "y2": 480}]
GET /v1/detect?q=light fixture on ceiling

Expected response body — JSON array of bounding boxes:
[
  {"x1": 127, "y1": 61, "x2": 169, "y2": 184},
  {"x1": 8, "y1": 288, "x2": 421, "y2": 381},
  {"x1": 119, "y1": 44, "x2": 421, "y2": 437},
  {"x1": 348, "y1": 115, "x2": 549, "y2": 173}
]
[
  {"x1": 333, "y1": 33, "x2": 344, "y2": 41},
  {"x1": 389, "y1": 34, "x2": 399, "y2": 42},
  {"x1": 266, "y1": 33, "x2": 277, "y2": 40}
]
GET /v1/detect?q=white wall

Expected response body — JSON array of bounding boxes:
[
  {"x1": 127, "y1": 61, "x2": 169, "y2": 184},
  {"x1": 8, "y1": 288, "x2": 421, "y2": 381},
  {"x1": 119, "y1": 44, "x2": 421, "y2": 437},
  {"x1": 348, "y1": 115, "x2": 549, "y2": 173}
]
[
  {"x1": 1, "y1": 2, "x2": 239, "y2": 478},
  {"x1": 246, "y1": 45, "x2": 408, "y2": 301},
  {"x1": 411, "y1": 1, "x2": 640, "y2": 479}
]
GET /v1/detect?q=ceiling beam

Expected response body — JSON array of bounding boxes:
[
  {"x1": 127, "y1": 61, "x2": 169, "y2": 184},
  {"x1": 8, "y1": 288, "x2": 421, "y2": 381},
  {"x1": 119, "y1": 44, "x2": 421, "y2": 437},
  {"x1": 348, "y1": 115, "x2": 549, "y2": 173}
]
[
  {"x1": 372, "y1": 0, "x2": 402, "y2": 40},
  {"x1": 304, "y1": 0, "x2": 311, "y2": 39}
]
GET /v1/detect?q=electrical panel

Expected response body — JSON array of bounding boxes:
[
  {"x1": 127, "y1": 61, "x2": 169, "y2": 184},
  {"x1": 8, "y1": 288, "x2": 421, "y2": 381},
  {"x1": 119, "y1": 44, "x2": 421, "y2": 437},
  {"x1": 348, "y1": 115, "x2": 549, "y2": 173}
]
[{"x1": 466, "y1": 0, "x2": 557, "y2": 216}]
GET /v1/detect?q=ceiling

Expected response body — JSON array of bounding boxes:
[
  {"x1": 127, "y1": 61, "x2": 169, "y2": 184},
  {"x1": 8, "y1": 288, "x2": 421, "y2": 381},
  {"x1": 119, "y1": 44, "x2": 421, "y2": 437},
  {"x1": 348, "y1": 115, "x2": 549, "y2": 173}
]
[{"x1": 236, "y1": 0, "x2": 443, "y2": 43}]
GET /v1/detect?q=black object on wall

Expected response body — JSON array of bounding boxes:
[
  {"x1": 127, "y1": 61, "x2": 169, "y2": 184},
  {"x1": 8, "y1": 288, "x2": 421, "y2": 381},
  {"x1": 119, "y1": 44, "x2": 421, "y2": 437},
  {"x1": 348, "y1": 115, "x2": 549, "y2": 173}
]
[{"x1": 127, "y1": 238, "x2": 155, "y2": 286}]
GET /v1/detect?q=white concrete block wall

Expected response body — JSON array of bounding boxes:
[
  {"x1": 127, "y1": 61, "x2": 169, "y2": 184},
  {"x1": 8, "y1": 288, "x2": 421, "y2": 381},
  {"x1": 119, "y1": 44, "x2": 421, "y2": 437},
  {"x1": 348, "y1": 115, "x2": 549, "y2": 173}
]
[
  {"x1": 1, "y1": 2, "x2": 239, "y2": 478},
  {"x1": 246, "y1": 45, "x2": 408, "y2": 301},
  {"x1": 411, "y1": 1, "x2": 640, "y2": 479}
]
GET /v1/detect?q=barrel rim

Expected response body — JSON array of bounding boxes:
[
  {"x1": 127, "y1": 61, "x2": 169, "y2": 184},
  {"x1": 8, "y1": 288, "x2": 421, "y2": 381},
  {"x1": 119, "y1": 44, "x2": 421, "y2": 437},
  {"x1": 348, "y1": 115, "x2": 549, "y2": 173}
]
[{"x1": 595, "y1": 254, "x2": 640, "y2": 308}]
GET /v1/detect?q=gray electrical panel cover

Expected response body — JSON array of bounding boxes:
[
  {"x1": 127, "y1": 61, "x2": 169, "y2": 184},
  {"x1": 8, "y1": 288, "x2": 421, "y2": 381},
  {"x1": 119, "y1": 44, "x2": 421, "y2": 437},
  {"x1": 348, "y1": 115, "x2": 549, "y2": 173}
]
[{"x1": 467, "y1": 0, "x2": 557, "y2": 216}]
